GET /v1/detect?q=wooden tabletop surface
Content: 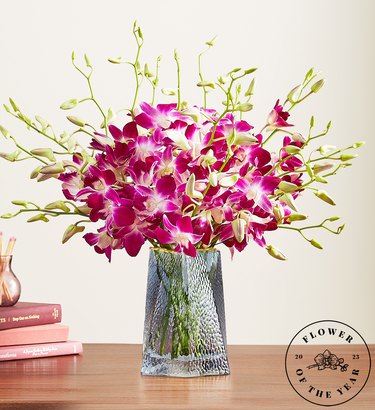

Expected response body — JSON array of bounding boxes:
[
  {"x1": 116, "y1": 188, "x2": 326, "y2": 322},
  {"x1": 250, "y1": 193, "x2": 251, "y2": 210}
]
[{"x1": 0, "y1": 344, "x2": 373, "y2": 410}]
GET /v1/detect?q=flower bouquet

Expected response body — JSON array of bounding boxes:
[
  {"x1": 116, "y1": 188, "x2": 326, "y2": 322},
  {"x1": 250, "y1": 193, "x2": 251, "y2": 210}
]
[{"x1": 0, "y1": 23, "x2": 362, "y2": 376}]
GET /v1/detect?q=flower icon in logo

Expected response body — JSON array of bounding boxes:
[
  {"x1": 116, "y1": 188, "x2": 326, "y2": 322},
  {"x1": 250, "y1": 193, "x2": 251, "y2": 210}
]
[{"x1": 307, "y1": 349, "x2": 349, "y2": 372}]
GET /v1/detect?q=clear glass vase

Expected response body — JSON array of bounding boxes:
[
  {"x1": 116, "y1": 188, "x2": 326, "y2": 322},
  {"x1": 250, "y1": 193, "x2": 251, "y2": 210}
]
[
  {"x1": 141, "y1": 248, "x2": 230, "y2": 377},
  {"x1": 0, "y1": 256, "x2": 21, "y2": 307}
]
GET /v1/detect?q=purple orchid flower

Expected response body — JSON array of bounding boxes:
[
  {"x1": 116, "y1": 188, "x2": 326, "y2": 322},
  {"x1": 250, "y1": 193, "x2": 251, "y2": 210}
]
[{"x1": 154, "y1": 215, "x2": 203, "y2": 257}]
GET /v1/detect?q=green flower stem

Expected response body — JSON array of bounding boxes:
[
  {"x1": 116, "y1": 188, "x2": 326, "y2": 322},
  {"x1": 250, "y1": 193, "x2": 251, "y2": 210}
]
[
  {"x1": 287, "y1": 72, "x2": 318, "y2": 111},
  {"x1": 9, "y1": 112, "x2": 68, "y2": 151},
  {"x1": 279, "y1": 218, "x2": 342, "y2": 243},
  {"x1": 130, "y1": 24, "x2": 144, "y2": 117},
  {"x1": 71, "y1": 128, "x2": 96, "y2": 138},
  {"x1": 198, "y1": 47, "x2": 210, "y2": 108},
  {"x1": 9, "y1": 136, "x2": 48, "y2": 165},
  {"x1": 4, "y1": 208, "x2": 86, "y2": 219},
  {"x1": 148, "y1": 56, "x2": 161, "y2": 106},
  {"x1": 308, "y1": 146, "x2": 355, "y2": 163},
  {"x1": 72, "y1": 59, "x2": 109, "y2": 136},
  {"x1": 174, "y1": 50, "x2": 181, "y2": 110}
]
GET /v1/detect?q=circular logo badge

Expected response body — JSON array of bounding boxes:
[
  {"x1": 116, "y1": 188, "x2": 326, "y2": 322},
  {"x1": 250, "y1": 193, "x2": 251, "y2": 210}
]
[{"x1": 285, "y1": 320, "x2": 371, "y2": 406}]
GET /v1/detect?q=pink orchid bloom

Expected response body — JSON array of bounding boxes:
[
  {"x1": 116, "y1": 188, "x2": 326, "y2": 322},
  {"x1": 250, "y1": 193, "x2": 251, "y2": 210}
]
[
  {"x1": 134, "y1": 102, "x2": 178, "y2": 130},
  {"x1": 267, "y1": 100, "x2": 293, "y2": 129},
  {"x1": 154, "y1": 215, "x2": 203, "y2": 257},
  {"x1": 229, "y1": 176, "x2": 280, "y2": 213}
]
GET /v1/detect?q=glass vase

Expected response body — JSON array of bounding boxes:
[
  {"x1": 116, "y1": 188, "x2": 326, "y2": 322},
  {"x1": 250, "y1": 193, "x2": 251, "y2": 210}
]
[
  {"x1": 0, "y1": 256, "x2": 21, "y2": 307},
  {"x1": 141, "y1": 248, "x2": 230, "y2": 377}
]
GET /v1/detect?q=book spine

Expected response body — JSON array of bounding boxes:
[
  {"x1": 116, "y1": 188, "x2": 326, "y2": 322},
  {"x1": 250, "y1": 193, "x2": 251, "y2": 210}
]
[
  {"x1": 0, "y1": 304, "x2": 62, "y2": 330},
  {"x1": 0, "y1": 341, "x2": 82, "y2": 361},
  {"x1": 0, "y1": 324, "x2": 69, "y2": 346}
]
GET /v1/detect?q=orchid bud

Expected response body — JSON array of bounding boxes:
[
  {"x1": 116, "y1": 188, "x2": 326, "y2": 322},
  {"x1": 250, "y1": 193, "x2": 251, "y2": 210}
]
[
  {"x1": 203, "y1": 149, "x2": 217, "y2": 167},
  {"x1": 244, "y1": 68, "x2": 257, "y2": 75},
  {"x1": 287, "y1": 213, "x2": 308, "y2": 222},
  {"x1": 218, "y1": 75, "x2": 229, "y2": 84},
  {"x1": 219, "y1": 174, "x2": 239, "y2": 188},
  {"x1": 62, "y1": 224, "x2": 85, "y2": 244},
  {"x1": 45, "y1": 201, "x2": 70, "y2": 212},
  {"x1": 9, "y1": 98, "x2": 20, "y2": 112},
  {"x1": 0, "y1": 150, "x2": 21, "y2": 162},
  {"x1": 30, "y1": 148, "x2": 56, "y2": 162},
  {"x1": 310, "y1": 116, "x2": 315, "y2": 128},
  {"x1": 11, "y1": 200, "x2": 28, "y2": 208},
  {"x1": 35, "y1": 116, "x2": 50, "y2": 132},
  {"x1": 108, "y1": 57, "x2": 123, "y2": 64},
  {"x1": 292, "y1": 132, "x2": 306, "y2": 143},
  {"x1": 161, "y1": 88, "x2": 176, "y2": 96},
  {"x1": 232, "y1": 218, "x2": 247, "y2": 243},
  {"x1": 67, "y1": 116, "x2": 86, "y2": 127},
  {"x1": 278, "y1": 181, "x2": 298, "y2": 193},
  {"x1": 310, "y1": 239, "x2": 323, "y2": 249},
  {"x1": 328, "y1": 216, "x2": 340, "y2": 221},
  {"x1": 352, "y1": 141, "x2": 365, "y2": 148},
  {"x1": 313, "y1": 162, "x2": 334, "y2": 174},
  {"x1": 306, "y1": 164, "x2": 314, "y2": 178},
  {"x1": 287, "y1": 85, "x2": 302, "y2": 103},
  {"x1": 186, "y1": 174, "x2": 203, "y2": 199},
  {"x1": 311, "y1": 79, "x2": 325, "y2": 93},
  {"x1": 0, "y1": 125, "x2": 10, "y2": 138},
  {"x1": 314, "y1": 190, "x2": 336, "y2": 205},
  {"x1": 284, "y1": 145, "x2": 301, "y2": 155},
  {"x1": 197, "y1": 81, "x2": 215, "y2": 89},
  {"x1": 280, "y1": 193, "x2": 298, "y2": 212},
  {"x1": 209, "y1": 172, "x2": 218, "y2": 186},
  {"x1": 233, "y1": 132, "x2": 258, "y2": 146},
  {"x1": 337, "y1": 224, "x2": 345, "y2": 234},
  {"x1": 266, "y1": 245, "x2": 287, "y2": 261},
  {"x1": 340, "y1": 153, "x2": 358, "y2": 162},
  {"x1": 37, "y1": 173, "x2": 59, "y2": 182},
  {"x1": 144, "y1": 64, "x2": 154, "y2": 78},
  {"x1": 319, "y1": 145, "x2": 336, "y2": 155},
  {"x1": 205, "y1": 36, "x2": 218, "y2": 47},
  {"x1": 315, "y1": 175, "x2": 328, "y2": 184},
  {"x1": 273, "y1": 205, "x2": 284, "y2": 224},
  {"x1": 1, "y1": 213, "x2": 13, "y2": 219},
  {"x1": 39, "y1": 162, "x2": 65, "y2": 175},
  {"x1": 84, "y1": 53, "x2": 91, "y2": 68},
  {"x1": 27, "y1": 214, "x2": 49, "y2": 223},
  {"x1": 60, "y1": 99, "x2": 78, "y2": 110},
  {"x1": 237, "y1": 102, "x2": 253, "y2": 112},
  {"x1": 305, "y1": 68, "x2": 314, "y2": 81},
  {"x1": 244, "y1": 78, "x2": 255, "y2": 97},
  {"x1": 30, "y1": 165, "x2": 42, "y2": 179}
]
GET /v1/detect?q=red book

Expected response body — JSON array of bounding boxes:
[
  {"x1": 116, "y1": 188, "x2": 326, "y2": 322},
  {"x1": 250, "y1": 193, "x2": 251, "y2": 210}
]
[
  {"x1": 0, "y1": 341, "x2": 83, "y2": 361},
  {"x1": 0, "y1": 324, "x2": 69, "y2": 346},
  {"x1": 0, "y1": 302, "x2": 62, "y2": 330}
]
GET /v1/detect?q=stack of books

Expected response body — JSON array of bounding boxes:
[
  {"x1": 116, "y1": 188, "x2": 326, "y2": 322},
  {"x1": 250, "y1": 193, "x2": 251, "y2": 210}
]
[{"x1": 0, "y1": 302, "x2": 82, "y2": 361}]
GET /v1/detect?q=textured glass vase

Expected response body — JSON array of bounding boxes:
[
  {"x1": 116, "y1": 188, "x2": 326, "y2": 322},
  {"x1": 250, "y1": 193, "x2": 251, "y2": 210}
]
[
  {"x1": 0, "y1": 256, "x2": 21, "y2": 307},
  {"x1": 141, "y1": 248, "x2": 230, "y2": 377}
]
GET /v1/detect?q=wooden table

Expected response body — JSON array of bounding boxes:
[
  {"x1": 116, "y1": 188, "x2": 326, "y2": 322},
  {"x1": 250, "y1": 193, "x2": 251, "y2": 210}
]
[{"x1": 0, "y1": 344, "x2": 373, "y2": 409}]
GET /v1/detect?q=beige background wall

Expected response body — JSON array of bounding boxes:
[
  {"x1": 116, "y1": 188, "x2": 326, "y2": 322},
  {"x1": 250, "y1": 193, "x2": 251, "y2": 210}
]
[{"x1": 0, "y1": 0, "x2": 374, "y2": 344}]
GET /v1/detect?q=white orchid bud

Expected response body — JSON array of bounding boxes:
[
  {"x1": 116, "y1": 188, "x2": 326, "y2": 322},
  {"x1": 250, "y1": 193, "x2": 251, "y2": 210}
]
[
  {"x1": 186, "y1": 174, "x2": 203, "y2": 199},
  {"x1": 232, "y1": 218, "x2": 247, "y2": 243},
  {"x1": 292, "y1": 133, "x2": 306, "y2": 143},
  {"x1": 313, "y1": 162, "x2": 334, "y2": 174},
  {"x1": 208, "y1": 172, "x2": 218, "y2": 187},
  {"x1": 266, "y1": 245, "x2": 287, "y2": 260}
]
